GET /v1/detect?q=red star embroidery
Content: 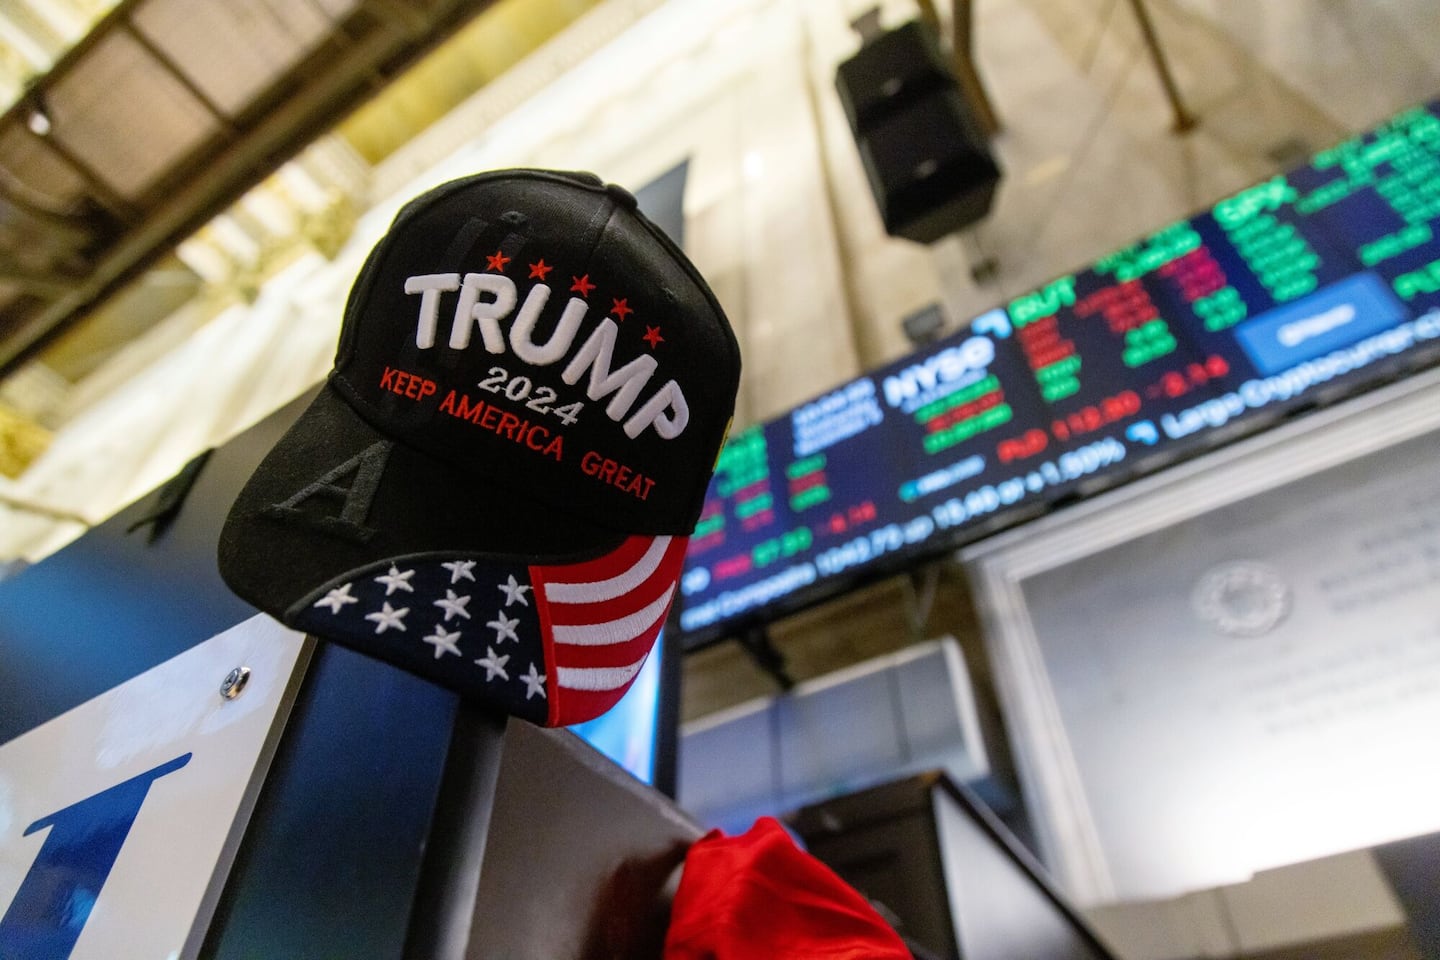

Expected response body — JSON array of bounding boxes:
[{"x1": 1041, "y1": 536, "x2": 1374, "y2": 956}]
[
  {"x1": 642, "y1": 325, "x2": 664, "y2": 350},
  {"x1": 528, "y1": 259, "x2": 553, "y2": 280},
  {"x1": 570, "y1": 274, "x2": 596, "y2": 297},
  {"x1": 486, "y1": 250, "x2": 511, "y2": 272},
  {"x1": 611, "y1": 298, "x2": 633, "y2": 320}
]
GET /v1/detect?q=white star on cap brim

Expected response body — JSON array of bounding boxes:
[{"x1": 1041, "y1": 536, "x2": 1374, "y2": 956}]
[
  {"x1": 442, "y1": 559, "x2": 477, "y2": 584},
  {"x1": 365, "y1": 602, "x2": 409, "y2": 634},
  {"x1": 521, "y1": 662, "x2": 547, "y2": 700},
  {"x1": 314, "y1": 583, "x2": 358, "y2": 614},
  {"x1": 375, "y1": 565, "x2": 416, "y2": 596},
  {"x1": 486, "y1": 611, "x2": 520, "y2": 644},
  {"x1": 434, "y1": 589, "x2": 472, "y2": 621},
  {"x1": 476, "y1": 646, "x2": 510, "y2": 682},
  {"x1": 423, "y1": 625, "x2": 463, "y2": 659},
  {"x1": 497, "y1": 574, "x2": 531, "y2": 607}
]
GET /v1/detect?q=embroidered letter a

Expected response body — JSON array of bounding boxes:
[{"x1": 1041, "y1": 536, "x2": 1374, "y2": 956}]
[{"x1": 262, "y1": 441, "x2": 392, "y2": 542}]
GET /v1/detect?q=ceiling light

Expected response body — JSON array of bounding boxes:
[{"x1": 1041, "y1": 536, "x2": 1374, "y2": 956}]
[{"x1": 26, "y1": 94, "x2": 52, "y2": 137}]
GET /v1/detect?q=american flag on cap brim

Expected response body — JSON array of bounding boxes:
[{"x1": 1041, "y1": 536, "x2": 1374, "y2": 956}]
[{"x1": 289, "y1": 535, "x2": 688, "y2": 726}]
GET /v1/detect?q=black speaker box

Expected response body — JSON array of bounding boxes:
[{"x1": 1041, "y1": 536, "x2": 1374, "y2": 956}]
[
  {"x1": 835, "y1": 20, "x2": 955, "y2": 133},
  {"x1": 836, "y1": 22, "x2": 1002, "y2": 243},
  {"x1": 855, "y1": 86, "x2": 1001, "y2": 243}
]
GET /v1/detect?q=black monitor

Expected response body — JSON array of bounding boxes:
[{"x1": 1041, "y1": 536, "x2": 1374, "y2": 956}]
[{"x1": 791, "y1": 772, "x2": 1116, "y2": 960}]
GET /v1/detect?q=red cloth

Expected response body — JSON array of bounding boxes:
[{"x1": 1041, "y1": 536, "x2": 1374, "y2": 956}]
[{"x1": 663, "y1": 817, "x2": 911, "y2": 959}]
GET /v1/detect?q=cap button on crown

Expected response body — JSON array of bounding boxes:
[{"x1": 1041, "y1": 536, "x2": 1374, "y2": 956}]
[{"x1": 605, "y1": 182, "x2": 639, "y2": 211}]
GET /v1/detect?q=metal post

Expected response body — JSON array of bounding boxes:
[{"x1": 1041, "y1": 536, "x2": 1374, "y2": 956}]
[
  {"x1": 950, "y1": 0, "x2": 1001, "y2": 135},
  {"x1": 402, "y1": 704, "x2": 509, "y2": 960},
  {"x1": 914, "y1": 0, "x2": 1002, "y2": 136},
  {"x1": 738, "y1": 626, "x2": 795, "y2": 691},
  {"x1": 1124, "y1": 0, "x2": 1198, "y2": 132}
]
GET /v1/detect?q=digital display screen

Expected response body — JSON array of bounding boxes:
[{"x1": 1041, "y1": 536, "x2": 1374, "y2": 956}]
[
  {"x1": 676, "y1": 100, "x2": 1440, "y2": 647},
  {"x1": 571, "y1": 630, "x2": 665, "y2": 784}
]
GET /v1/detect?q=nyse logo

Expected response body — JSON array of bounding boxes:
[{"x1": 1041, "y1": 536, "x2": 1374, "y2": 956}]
[
  {"x1": 0, "y1": 754, "x2": 190, "y2": 960},
  {"x1": 881, "y1": 335, "x2": 995, "y2": 413}
]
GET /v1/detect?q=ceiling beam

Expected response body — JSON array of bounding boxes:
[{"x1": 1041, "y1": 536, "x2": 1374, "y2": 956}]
[{"x1": 0, "y1": 0, "x2": 496, "y2": 376}]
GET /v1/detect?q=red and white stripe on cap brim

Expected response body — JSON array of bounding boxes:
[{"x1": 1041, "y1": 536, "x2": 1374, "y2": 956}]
[{"x1": 531, "y1": 534, "x2": 688, "y2": 726}]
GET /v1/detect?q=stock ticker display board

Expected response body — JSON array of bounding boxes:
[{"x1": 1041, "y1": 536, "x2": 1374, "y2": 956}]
[{"x1": 675, "y1": 100, "x2": 1440, "y2": 647}]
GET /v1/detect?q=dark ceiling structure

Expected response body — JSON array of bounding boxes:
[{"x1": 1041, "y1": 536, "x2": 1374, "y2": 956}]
[{"x1": 0, "y1": 0, "x2": 493, "y2": 378}]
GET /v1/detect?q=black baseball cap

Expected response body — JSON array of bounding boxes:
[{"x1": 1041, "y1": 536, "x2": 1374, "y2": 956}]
[{"x1": 219, "y1": 169, "x2": 740, "y2": 726}]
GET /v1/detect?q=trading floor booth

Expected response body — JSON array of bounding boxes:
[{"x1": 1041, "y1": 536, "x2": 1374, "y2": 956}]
[{"x1": 0, "y1": 390, "x2": 698, "y2": 960}]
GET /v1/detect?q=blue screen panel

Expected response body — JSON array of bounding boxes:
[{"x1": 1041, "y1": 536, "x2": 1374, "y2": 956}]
[{"x1": 570, "y1": 631, "x2": 663, "y2": 784}]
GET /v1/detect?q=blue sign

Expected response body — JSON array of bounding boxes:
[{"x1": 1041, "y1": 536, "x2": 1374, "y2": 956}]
[
  {"x1": 1234, "y1": 273, "x2": 1408, "y2": 375},
  {"x1": 0, "y1": 617, "x2": 309, "y2": 960},
  {"x1": 0, "y1": 756, "x2": 191, "y2": 960}
]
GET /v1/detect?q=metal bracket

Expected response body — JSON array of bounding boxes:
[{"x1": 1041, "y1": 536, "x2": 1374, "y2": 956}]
[{"x1": 737, "y1": 626, "x2": 795, "y2": 692}]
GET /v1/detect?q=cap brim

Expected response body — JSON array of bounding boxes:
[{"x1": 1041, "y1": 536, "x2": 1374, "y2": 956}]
[
  {"x1": 219, "y1": 382, "x2": 625, "y2": 620},
  {"x1": 280, "y1": 531, "x2": 687, "y2": 725}
]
